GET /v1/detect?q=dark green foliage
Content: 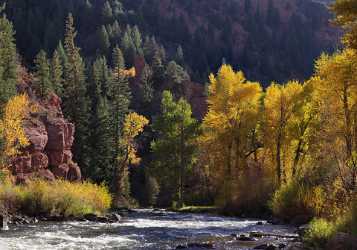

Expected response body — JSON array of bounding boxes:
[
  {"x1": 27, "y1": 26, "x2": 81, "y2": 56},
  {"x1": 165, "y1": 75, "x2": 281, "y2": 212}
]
[
  {"x1": 4, "y1": 0, "x2": 337, "y2": 84},
  {"x1": 165, "y1": 61, "x2": 190, "y2": 97},
  {"x1": 62, "y1": 13, "x2": 90, "y2": 174},
  {"x1": 0, "y1": 15, "x2": 17, "y2": 111},
  {"x1": 50, "y1": 50, "x2": 64, "y2": 96},
  {"x1": 88, "y1": 57, "x2": 113, "y2": 182},
  {"x1": 140, "y1": 64, "x2": 154, "y2": 104},
  {"x1": 97, "y1": 25, "x2": 110, "y2": 55},
  {"x1": 34, "y1": 50, "x2": 52, "y2": 97}
]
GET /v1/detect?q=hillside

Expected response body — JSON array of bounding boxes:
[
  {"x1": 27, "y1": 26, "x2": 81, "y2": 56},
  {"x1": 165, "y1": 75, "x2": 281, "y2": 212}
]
[{"x1": 4, "y1": 0, "x2": 339, "y2": 84}]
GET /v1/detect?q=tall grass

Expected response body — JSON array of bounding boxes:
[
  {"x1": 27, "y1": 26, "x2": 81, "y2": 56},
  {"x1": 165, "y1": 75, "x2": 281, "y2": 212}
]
[{"x1": 0, "y1": 179, "x2": 112, "y2": 217}]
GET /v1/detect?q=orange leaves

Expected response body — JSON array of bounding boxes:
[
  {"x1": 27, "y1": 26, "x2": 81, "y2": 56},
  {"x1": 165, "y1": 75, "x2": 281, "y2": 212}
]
[{"x1": 113, "y1": 67, "x2": 136, "y2": 79}]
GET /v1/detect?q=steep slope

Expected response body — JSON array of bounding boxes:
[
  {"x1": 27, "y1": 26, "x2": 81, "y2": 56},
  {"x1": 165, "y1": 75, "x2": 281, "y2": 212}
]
[
  {"x1": 123, "y1": 0, "x2": 339, "y2": 83},
  {"x1": 4, "y1": 0, "x2": 339, "y2": 84}
]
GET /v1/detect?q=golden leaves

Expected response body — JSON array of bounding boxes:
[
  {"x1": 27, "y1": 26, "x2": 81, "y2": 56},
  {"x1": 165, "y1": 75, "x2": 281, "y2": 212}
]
[
  {"x1": 120, "y1": 112, "x2": 149, "y2": 165},
  {"x1": 0, "y1": 94, "x2": 30, "y2": 158}
]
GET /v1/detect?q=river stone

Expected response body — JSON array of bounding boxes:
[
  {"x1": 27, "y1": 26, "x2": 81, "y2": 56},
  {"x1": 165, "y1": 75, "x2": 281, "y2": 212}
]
[{"x1": 238, "y1": 234, "x2": 256, "y2": 241}]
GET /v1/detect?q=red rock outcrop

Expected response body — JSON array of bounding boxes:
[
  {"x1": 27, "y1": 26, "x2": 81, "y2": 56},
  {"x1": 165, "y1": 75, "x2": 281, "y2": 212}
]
[{"x1": 10, "y1": 83, "x2": 81, "y2": 184}]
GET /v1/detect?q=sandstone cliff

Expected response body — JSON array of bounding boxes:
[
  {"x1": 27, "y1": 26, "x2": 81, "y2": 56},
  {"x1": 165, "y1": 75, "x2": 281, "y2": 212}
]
[{"x1": 11, "y1": 81, "x2": 81, "y2": 184}]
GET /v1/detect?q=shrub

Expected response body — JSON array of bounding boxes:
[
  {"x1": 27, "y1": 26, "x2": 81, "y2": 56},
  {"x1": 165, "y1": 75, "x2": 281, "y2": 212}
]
[
  {"x1": 336, "y1": 198, "x2": 357, "y2": 236},
  {"x1": 0, "y1": 180, "x2": 112, "y2": 217},
  {"x1": 304, "y1": 218, "x2": 335, "y2": 248},
  {"x1": 270, "y1": 181, "x2": 327, "y2": 222}
]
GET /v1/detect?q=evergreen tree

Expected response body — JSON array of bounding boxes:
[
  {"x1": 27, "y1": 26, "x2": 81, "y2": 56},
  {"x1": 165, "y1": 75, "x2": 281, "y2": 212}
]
[
  {"x1": 121, "y1": 26, "x2": 136, "y2": 65},
  {"x1": 132, "y1": 25, "x2": 143, "y2": 56},
  {"x1": 111, "y1": 20, "x2": 121, "y2": 41},
  {"x1": 151, "y1": 50, "x2": 165, "y2": 85},
  {"x1": 97, "y1": 25, "x2": 110, "y2": 55},
  {"x1": 56, "y1": 41, "x2": 68, "y2": 67},
  {"x1": 50, "y1": 50, "x2": 64, "y2": 96},
  {"x1": 0, "y1": 15, "x2": 17, "y2": 111},
  {"x1": 165, "y1": 61, "x2": 190, "y2": 97},
  {"x1": 175, "y1": 45, "x2": 184, "y2": 66},
  {"x1": 63, "y1": 13, "x2": 90, "y2": 173},
  {"x1": 109, "y1": 47, "x2": 131, "y2": 176},
  {"x1": 140, "y1": 64, "x2": 154, "y2": 104},
  {"x1": 151, "y1": 91, "x2": 199, "y2": 208},
  {"x1": 88, "y1": 57, "x2": 113, "y2": 183},
  {"x1": 34, "y1": 50, "x2": 52, "y2": 97},
  {"x1": 102, "y1": 1, "x2": 113, "y2": 23}
]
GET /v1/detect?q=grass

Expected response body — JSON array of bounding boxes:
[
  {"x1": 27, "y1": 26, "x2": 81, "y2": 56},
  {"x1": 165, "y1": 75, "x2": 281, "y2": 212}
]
[{"x1": 0, "y1": 179, "x2": 112, "y2": 217}]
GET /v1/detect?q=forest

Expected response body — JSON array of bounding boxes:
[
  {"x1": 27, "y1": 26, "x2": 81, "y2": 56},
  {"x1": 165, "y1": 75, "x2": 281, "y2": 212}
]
[{"x1": 0, "y1": 0, "x2": 357, "y2": 249}]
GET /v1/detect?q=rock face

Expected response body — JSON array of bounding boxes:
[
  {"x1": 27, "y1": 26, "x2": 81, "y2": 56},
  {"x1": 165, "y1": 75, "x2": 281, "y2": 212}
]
[{"x1": 10, "y1": 84, "x2": 81, "y2": 184}]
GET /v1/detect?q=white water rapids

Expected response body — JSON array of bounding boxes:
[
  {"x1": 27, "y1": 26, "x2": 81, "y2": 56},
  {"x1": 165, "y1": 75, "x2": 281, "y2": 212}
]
[{"x1": 0, "y1": 209, "x2": 297, "y2": 250}]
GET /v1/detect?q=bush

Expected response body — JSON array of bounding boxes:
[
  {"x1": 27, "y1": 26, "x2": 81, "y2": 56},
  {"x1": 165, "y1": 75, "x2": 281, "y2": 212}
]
[
  {"x1": 304, "y1": 218, "x2": 335, "y2": 248},
  {"x1": 0, "y1": 180, "x2": 112, "y2": 217},
  {"x1": 336, "y1": 198, "x2": 357, "y2": 236},
  {"x1": 270, "y1": 181, "x2": 327, "y2": 222}
]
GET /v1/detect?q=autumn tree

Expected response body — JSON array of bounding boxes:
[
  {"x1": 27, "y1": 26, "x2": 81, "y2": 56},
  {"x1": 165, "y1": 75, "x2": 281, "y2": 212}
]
[
  {"x1": 115, "y1": 112, "x2": 148, "y2": 207},
  {"x1": 0, "y1": 94, "x2": 30, "y2": 167},
  {"x1": 200, "y1": 65, "x2": 263, "y2": 208},
  {"x1": 311, "y1": 49, "x2": 357, "y2": 192},
  {"x1": 332, "y1": 0, "x2": 357, "y2": 49},
  {"x1": 151, "y1": 91, "x2": 199, "y2": 208},
  {"x1": 263, "y1": 81, "x2": 304, "y2": 184}
]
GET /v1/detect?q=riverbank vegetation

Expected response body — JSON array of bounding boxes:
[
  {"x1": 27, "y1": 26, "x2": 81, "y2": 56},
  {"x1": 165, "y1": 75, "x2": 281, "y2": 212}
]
[
  {"x1": 0, "y1": 178, "x2": 111, "y2": 217},
  {"x1": 0, "y1": 0, "x2": 356, "y2": 249}
]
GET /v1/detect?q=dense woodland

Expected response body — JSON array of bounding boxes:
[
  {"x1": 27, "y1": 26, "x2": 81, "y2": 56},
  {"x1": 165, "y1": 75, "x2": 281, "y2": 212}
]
[{"x1": 1, "y1": 0, "x2": 357, "y2": 249}]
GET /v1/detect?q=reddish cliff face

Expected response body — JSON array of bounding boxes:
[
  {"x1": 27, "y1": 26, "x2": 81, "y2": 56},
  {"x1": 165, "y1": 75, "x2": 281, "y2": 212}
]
[{"x1": 11, "y1": 82, "x2": 81, "y2": 184}]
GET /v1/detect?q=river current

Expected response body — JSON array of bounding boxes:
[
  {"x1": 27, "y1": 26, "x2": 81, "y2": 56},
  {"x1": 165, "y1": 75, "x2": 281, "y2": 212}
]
[{"x1": 0, "y1": 209, "x2": 297, "y2": 250}]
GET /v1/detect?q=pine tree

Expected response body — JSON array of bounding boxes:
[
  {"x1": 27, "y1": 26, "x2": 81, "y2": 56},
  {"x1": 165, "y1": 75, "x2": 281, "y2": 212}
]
[
  {"x1": 140, "y1": 64, "x2": 154, "y2": 104},
  {"x1": 102, "y1": 1, "x2": 113, "y2": 23},
  {"x1": 51, "y1": 50, "x2": 64, "y2": 96},
  {"x1": 0, "y1": 15, "x2": 17, "y2": 112},
  {"x1": 132, "y1": 25, "x2": 143, "y2": 56},
  {"x1": 165, "y1": 61, "x2": 190, "y2": 97},
  {"x1": 121, "y1": 26, "x2": 136, "y2": 65},
  {"x1": 88, "y1": 57, "x2": 113, "y2": 183},
  {"x1": 110, "y1": 47, "x2": 131, "y2": 151},
  {"x1": 111, "y1": 20, "x2": 121, "y2": 41},
  {"x1": 97, "y1": 25, "x2": 110, "y2": 55},
  {"x1": 63, "y1": 13, "x2": 90, "y2": 173},
  {"x1": 34, "y1": 50, "x2": 52, "y2": 97},
  {"x1": 56, "y1": 41, "x2": 68, "y2": 67},
  {"x1": 175, "y1": 45, "x2": 184, "y2": 66}
]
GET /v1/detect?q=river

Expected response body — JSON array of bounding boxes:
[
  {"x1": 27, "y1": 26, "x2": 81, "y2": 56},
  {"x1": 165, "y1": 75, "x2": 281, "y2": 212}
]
[{"x1": 0, "y1": 209, "x2": 298, "y2": 250}]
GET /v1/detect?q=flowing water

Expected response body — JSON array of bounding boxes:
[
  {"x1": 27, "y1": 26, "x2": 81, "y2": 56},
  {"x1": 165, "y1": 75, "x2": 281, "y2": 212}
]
[{"x1": 0, "y1": 209, "x2": 298, "y2": 250}]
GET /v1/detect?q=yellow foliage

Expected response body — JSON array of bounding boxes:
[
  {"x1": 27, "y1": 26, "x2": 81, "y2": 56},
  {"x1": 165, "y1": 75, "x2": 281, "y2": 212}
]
[
  {"x1": 0, "y1": 179, "x2": 112, "y2": 216},
  {"x1": 0, "y1": 94, "x2": 30, "y2": 158},
  {"x1": 200, "y1": 64, "x2": 263, "y2": 206},
  {"x1": 120, "y1": 112, "x2": 149, "y2": 165}
]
